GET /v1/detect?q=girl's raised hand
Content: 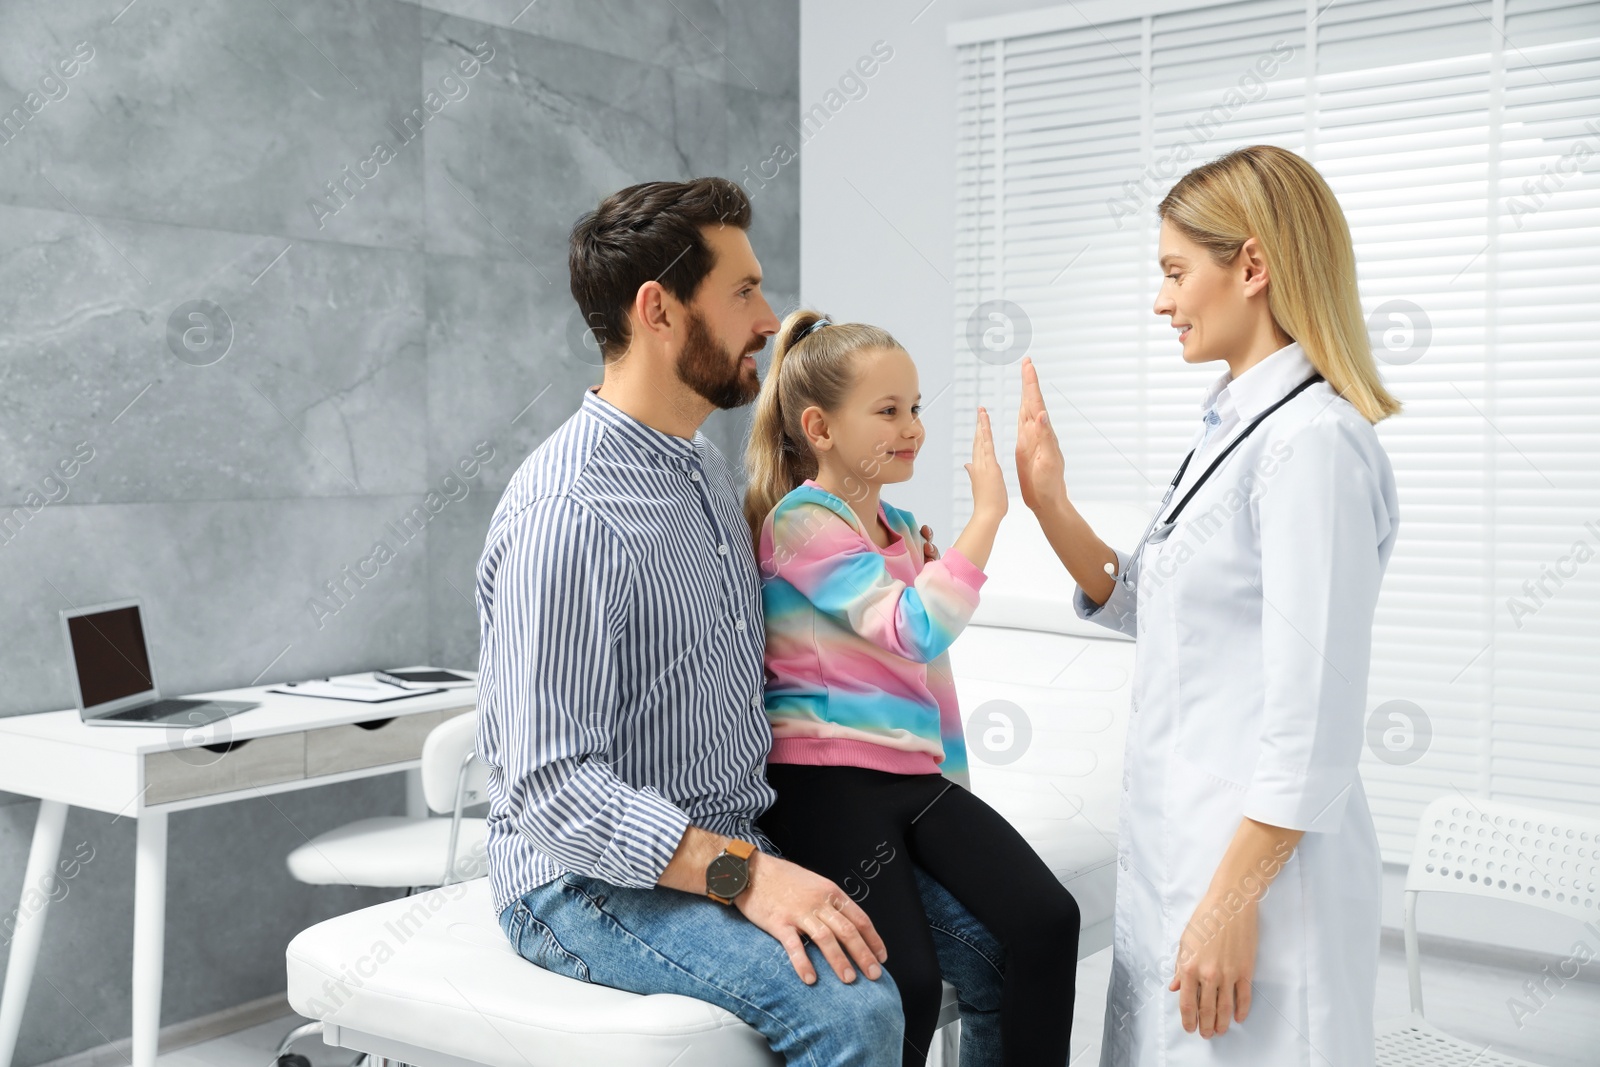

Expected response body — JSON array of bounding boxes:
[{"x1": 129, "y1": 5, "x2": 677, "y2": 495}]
[
  {"x1": 1015, "y1": 357, "x2": 1066, "y2": 511},
  {"x1": 966, "y1": 406, "x2": 1008, "y2": 520}
]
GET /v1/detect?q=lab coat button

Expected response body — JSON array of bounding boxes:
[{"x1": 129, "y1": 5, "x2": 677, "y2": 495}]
[{"x1": 1119, "y1": 855, "x2": 1129, "y2": 871}]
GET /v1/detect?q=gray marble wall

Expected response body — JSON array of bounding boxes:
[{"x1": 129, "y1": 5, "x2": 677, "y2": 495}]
[{"x1": 0, "y1": 2, "x2": 798, "y2": 1063}]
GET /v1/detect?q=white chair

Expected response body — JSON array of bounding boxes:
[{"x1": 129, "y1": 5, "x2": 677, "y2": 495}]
[
  {"x1": 273, "y1": 709, "x2": 488, "y2": 1067},
  {"x1": 286, "y1": 710, "x2": 488, "y2": 889},
  {"x1": 1375, "y1": 795, "x2": 1600, "y2": 1065}
]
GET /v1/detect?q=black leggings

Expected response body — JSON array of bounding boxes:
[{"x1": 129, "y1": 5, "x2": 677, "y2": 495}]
[{"x1": 758, "y1": 763, "x2": 1079, "y2": 1067}]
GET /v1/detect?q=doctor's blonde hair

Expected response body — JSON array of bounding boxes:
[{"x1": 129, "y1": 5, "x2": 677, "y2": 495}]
[{"x1": 1158, "y1": 145, "x2": 1402, "y2": 424}]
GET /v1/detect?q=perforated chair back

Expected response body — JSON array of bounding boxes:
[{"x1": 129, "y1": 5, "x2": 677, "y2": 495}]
[
  {"x1": 1399, "y1": 795, "x2": 1600, "y2": 1017},
  {"x1": 1405, "y1": 796, "x2": 1600, "y2": 920}
]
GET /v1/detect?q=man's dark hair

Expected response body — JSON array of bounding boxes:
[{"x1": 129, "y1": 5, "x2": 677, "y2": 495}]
[{"x1": 569, "y1": 177, "x2": 753, "y2": 361}]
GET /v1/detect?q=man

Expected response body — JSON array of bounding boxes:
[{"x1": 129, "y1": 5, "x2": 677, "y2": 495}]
[{"x1": 475, "y1": 177, "x2": 1005, "y2": 1066}]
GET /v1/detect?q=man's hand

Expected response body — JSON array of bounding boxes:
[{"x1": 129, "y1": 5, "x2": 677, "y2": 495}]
[{"x1": 735, "y1": 850, "x2": 889, "y2": 986}]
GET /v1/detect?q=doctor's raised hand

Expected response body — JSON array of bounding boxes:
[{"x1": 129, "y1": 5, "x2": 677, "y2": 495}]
[
  {"x1": 1014, "y1": 357, "x2": 1120, "y2": 607},
  {"x1": 1014, "y1": 357, "x2": 1064, "y2": 510}
]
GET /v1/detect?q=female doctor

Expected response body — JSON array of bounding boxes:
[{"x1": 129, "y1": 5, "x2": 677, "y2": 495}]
[{"x1": 1014, "y1": 145, "x2": 1403, "y2": 1065}]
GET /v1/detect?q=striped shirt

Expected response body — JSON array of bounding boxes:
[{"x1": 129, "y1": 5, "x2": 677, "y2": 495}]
[{"x1": 474, "y1": 384, "x2": 779, "y2": 917}]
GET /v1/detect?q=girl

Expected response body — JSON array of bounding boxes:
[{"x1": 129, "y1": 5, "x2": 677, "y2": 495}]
[
  {"x1": 744, "y1": 311, "x2": 1081, "y2": 1067},
  {"x1": 1015, "y1": 144, "x2": 1401, "y2": 1065}
]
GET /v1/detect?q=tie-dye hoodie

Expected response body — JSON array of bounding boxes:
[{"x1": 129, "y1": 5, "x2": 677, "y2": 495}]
[{"x1": 756, "y1": 478, "x2": 986, "y2": 787}]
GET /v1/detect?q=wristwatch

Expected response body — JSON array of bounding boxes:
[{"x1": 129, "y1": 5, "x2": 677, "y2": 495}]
[{"x1": 706, "y1": 837, "x2": 756, "y2": 904}]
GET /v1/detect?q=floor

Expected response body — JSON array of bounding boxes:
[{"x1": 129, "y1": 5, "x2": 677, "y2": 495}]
[
  {"x1": 143, "y1": 941, "x2": 1600, "y2": 1067},
  {"x1": 1058, "y1": 941, "x2": 1600, "y2": 1067}
]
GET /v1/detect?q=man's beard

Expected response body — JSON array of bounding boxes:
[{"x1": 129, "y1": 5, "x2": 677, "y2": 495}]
[{"x1": 677, "y1": 309, "x2": 761, "y2": 410}]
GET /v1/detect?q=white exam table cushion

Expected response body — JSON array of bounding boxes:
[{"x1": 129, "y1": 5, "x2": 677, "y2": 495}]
[{"x1": 285, "y1": 876, "x2": 942, "y2": 1067}]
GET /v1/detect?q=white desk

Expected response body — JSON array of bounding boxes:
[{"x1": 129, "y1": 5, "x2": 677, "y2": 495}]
[{"x1": 0, "y1": 673, "x2": 477, "y2": 1067}]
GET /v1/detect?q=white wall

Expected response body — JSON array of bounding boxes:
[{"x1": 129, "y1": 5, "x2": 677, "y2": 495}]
[{"x1": 799, "y1": 0, "x2": 1050, "y2": 541}]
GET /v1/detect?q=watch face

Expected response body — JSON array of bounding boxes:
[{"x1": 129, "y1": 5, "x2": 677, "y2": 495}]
[{"x1": 707, "y1": 853, "x2": 749, "y2": 898}]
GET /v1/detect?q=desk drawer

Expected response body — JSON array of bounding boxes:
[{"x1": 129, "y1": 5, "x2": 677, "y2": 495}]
[
  {"x1": 144, "y1": 733, "x2": 306, "y2": 806},
  {"x1": 304, "y1": 710, "x2": 444, "y2": 778}
]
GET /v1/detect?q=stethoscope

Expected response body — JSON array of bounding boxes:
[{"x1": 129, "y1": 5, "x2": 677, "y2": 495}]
[{"x1": 1114, "y1": 372, "x2": 1324, "y2": 591}]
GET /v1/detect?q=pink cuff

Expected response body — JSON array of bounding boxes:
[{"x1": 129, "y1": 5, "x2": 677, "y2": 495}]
[{"x1": 938, "y1": 547, "x2": 988, "y2": 591}]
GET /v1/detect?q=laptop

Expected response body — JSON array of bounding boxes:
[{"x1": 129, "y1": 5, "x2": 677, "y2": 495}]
[{"x1": 60, "y1": 598, "x2": 259, "y2": 727}]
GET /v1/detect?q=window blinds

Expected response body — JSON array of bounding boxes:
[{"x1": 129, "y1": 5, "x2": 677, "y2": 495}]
[{"x1": 951, "y1": 0, "x2": 1600, "y2": 861}]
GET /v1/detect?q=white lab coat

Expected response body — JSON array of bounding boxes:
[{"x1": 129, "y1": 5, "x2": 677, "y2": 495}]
[{"x1": 1072, "y1": 342, "x2": 1399, "y2": 1066}]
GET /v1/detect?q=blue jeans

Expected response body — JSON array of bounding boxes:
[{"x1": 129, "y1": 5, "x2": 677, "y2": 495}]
[{"x1": 498, "y1": 863, "x2": 1004, "y2": 1067}]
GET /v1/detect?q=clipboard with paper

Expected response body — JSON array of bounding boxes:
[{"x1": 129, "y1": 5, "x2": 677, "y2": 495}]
[{"x1": 267, "y1": 674, "x2": 443, "y2": 702}]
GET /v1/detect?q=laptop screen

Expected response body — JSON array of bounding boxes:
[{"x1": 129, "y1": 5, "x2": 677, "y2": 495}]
[{"x1": 68, "y1": 605, "x2": 156, "y2": 709}]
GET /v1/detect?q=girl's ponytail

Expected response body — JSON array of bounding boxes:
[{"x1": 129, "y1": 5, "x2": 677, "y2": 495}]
[{"x1": 743, "y1": 310, "x2": 821, "y2": 544}]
